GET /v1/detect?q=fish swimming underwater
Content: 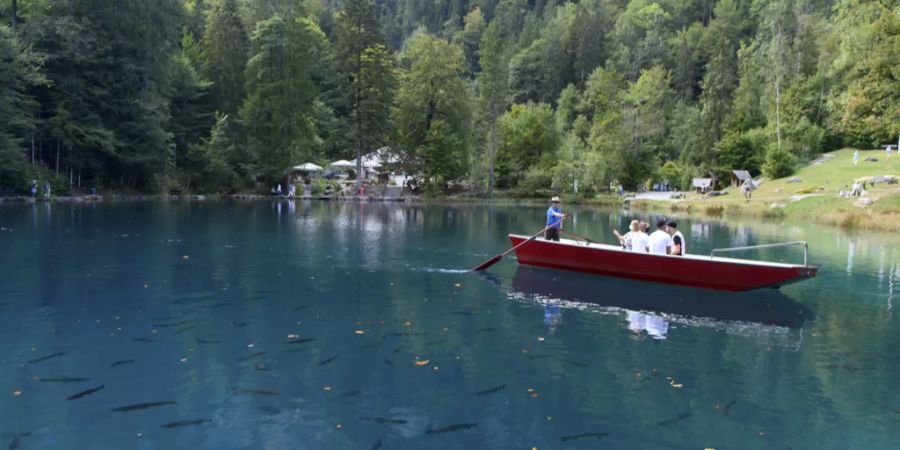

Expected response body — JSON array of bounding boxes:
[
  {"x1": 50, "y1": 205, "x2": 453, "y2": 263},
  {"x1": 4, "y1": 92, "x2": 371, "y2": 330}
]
[
  {"x1": 67, "y1": 385, "x2": 105, "y2": 401},
  {"x1": 26, "y1": 352, "x2": 65, "y2": 364},
  {"x1": 111, "y1": 401, "x2": 177, "y2": 412},
  {"x1": 425, "y1": 422, "x2": 478, "y2": 434},
  {"x1": 161, "y1": 419, "x2": 211, "y2": 429},
  {"x1": 476, "y1": 384, "x2": 507, "y2": 396}
]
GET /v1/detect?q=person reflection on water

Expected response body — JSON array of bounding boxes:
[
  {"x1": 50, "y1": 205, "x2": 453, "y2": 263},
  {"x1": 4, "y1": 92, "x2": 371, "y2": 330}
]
[
  {"x1": 545, "y1": 196, "x2": 567, "y2": 241},
  {"x1": 544, "y1": 302, "x2": 562, "y2": 335}
]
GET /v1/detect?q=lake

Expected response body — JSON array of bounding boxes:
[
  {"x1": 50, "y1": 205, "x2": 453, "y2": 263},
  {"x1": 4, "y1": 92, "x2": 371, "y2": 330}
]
[{"x1": 0, "y1": 200, "x2": 897, "y2": 449}]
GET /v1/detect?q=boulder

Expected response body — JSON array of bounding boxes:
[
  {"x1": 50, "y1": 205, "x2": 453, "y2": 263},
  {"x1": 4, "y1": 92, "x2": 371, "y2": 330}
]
[
  {"x1": 855, "y1": 198, "x2": 874, "y2": 207},
  {"x1": 787, "y1": 176, "x2": 802, "y2": 183}
]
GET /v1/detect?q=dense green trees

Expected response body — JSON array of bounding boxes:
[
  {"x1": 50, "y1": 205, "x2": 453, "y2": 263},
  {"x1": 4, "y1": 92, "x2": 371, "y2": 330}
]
[
  {"x1": 394, "y1": 32, "x2": 471, "y2": 190},
  {"x1": 0, "y1": 0, "x2": 896, "y2": 194}
]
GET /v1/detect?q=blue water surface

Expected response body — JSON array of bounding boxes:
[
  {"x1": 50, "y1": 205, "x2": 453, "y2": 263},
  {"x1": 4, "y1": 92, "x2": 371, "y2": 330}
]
[{"x1": 0, "y1": 200, "x2": 898, "y2": 449}]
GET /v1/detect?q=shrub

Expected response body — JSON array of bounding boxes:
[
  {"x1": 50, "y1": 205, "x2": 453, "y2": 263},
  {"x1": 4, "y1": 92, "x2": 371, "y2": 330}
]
[{"x1": 762, "y1": 144, "x2": 796, "y2": 179}]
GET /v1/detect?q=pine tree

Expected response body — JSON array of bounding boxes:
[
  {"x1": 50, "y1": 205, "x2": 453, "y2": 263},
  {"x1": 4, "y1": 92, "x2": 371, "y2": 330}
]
[
  {"x1": 334, "y1": 0, "x2": 396, "y2": 190},
  {"x1": 202, "y1": 0, "x2": 249, "y2": 116}
]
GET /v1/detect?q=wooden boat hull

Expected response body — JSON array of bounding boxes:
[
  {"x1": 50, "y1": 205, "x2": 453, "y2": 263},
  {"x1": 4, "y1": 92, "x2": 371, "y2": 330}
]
[{"x1": 509, "y1": 235, "x2": 817, "y2": 292}]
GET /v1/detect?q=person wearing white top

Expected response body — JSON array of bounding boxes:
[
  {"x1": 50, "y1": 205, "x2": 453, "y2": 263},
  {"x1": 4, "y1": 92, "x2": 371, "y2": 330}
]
[
  {"x1": 614, "y1": 220, "x2": 639, "y2": 251},
  {"x1": 648, "y1": 219, "x2": 673, "y2": 255},
  {"x1": 630, "y1": 221, "x2": 650, "y2": 253}
]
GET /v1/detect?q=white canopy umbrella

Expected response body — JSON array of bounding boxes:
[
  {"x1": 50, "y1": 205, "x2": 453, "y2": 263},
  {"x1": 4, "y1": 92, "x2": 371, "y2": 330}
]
[
  {"x1": 293, "y1": 163, "x2": 323, "y2": 172},
  {"x1": 362, "y1": 160, "x2": 382, "y2": 169},
  {"x1": 329, "y1": 160, "x2": 356, "y2": 169}
]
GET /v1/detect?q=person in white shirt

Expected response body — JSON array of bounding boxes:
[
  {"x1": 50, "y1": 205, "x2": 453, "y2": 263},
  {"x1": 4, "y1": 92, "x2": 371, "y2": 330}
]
[
  {"x1": 630, "y1": 221, "x2": 650, "y2": 253},
  {"x1": 648, "y1": 219, "x2": 673, "y2": 255},
  {"x1": 613, "y1": 220, "x2": 639, "y2": 251},
  {"x1": 667, "y1": 220, "x2": 686, "y2": 255}
]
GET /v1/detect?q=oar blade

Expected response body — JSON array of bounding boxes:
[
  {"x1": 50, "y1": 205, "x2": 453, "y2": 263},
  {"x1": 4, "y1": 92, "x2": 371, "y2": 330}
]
[{"x1": 472, "y1": 255, "x2": 502, "y2": 272}]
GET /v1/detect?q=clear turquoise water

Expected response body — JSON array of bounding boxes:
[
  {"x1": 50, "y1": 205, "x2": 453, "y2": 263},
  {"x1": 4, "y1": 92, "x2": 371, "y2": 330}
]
[{"x1": 0, "y1": 201, "x2": 898, "y2": 449}]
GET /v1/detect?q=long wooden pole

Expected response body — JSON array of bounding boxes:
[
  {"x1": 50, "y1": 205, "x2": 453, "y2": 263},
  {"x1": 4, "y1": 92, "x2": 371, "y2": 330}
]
[{"x1": 472, "y1": 215, "x2": 568, "y2": 272}]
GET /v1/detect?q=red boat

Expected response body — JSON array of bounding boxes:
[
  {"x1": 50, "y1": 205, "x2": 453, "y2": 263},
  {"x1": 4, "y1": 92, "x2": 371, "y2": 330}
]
[{"x1": 509, "y1": 234, "x2": 817, "y2": 292}]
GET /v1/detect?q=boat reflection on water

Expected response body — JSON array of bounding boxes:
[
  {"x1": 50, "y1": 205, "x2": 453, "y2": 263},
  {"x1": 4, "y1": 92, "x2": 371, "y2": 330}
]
[{"x1": 510, "y1": 266, "x2": 814, "y2": 346}]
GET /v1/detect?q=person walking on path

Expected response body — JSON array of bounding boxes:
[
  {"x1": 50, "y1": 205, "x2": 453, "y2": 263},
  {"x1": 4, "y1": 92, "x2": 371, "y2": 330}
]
[{"x1": 545, "y1": 196, "x2": 566, "y2": 242}]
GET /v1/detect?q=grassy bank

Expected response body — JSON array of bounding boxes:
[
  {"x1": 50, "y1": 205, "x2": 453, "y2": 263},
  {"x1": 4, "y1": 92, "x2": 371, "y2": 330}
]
[{"x1": 631, "y1": 148, "x2": 900, "y2": 231}]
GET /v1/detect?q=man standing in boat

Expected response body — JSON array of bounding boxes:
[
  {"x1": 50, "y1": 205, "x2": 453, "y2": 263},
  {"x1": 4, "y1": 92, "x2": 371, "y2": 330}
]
[
  {"x1": 667, "y1": 220, "x2": 686, "y2": 255},
  {"x1": 545, "y1": 196, "x2": 566, "y2": 241},
  {"x1": 648, "y1": 219, "x2": 673, "y2": 255}
]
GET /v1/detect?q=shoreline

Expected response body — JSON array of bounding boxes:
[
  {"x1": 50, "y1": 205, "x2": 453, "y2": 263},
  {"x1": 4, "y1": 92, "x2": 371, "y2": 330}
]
[{"x1": 2, "y1": 192, "x2": 896, "y2": 232}]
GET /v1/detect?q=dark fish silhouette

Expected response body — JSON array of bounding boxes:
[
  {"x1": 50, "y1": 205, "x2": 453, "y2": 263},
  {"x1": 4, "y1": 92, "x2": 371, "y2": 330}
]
[
  {"x1": 423, "y1": 338, "x2": 449, "y2": 347},
  {"x1": 370, "y1": 438, "x2": 384, "y2": 450},
  {"x1": 111, "y1": 401, "x2": 177, "y2": 412},
  {"x1": 476, "y1": 384, "x2": 507, "y2": 396},
  {"x1": 67, "y1": 385, "x2": 105, "y2": 400},
  {"x1": 722, "y1": 400, "x2": 736, "y2": 416},
  {"x1": 6, "y1": 432, "x2": 31, "y2": 450},
  {"x1": 284, "y1": 338, "x2": 315, "y2": 344},
  {"x1": 254, "y1": 363, "x2": 272, "y2": 372},
  {"x1": 173, "y1": 325, "x2": 195, "y2": 335},
  {"x1": 161, "y1": 419, "x2": 211, "y2": 429},
  {"x1": 389, "y1": 332, "x2": 427, "y2": 337},
  {"x1": 258, "y1": 405, "x2": 280, "y2": 415},
  {"x1": 449, "y1": 311, "x2": 475, "y2": 316},
  {"x1": 199, "y1": 302, "x2": 232, "y2": 309},
  {"x1": 35, "y1": 376, "x2": 88, "y2": 383},
  {"x1": 196, "y1": 338, "x2": 220, "y2": 344},
  {"x1": 425, "y1": 422, "x2": 478, "y2": 434},
  {"x1": 561, "y1": 432, "x2": 608, "y2": 442},
  {"x1": 331, "y1": 390, "x2": 361, "y2": 401},
  {"x1": 132, "y1": 337, "x2": 154, "y2": 343},
  {"x1": 111, "y1": 360, "x2": 135, "y2": 368},
  {"x1": 392, "y1": 345, "x2": 410, "y2": 354},
  {"x1": 657, "y1": 412, "x2": 692, "y2": 427},
  {"x1": 383, "y1": 359, "x2": 394, "y2": 367},
  {"x1": 152, "y1": 320, "x2": 193, "y2": 328},
  {"x1": 232, "y1": 320, "x2": 247, "y2": 328},
  {"x1": 292, "y1": 305, "x2": 309, "y2": 311},
  {"x1": 317, "y1": 356, "x2": 338, "y2": 367},
  {"x1": 561, "y1": 357, "x2": 590, "y2": 368},
  {"x1": 232, "y1": 388, "x2": 277, "y2": 396},
  {"x1": 27, "y1": 352, "x2": 65, "y2": 364},
  {"x1": 474, "y1": 327, "x2": 498, "y2": 333},
  {"x1": 237, "y1": 351, "x2": 266, "y2": 362},
  {"x1": 359, "y1": 416, "x2": 407, "y2": 424}
]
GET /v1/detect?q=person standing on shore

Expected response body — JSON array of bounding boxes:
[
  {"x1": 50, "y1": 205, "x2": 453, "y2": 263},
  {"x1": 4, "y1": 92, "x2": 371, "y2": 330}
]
[
  {"x1": 545, "y1": 196, "x2": 566, "y2": 241},
  {"x1": 30, "y1": 180, "x2": 37, "y2": 198}
]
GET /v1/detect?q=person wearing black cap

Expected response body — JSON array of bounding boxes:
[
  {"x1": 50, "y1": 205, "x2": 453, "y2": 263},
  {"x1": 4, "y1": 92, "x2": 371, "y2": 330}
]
[
  {"x1": 545, "y1": 196, "x2": 565, "y2": 241},
  {"x1": 647, "y1": 219, "x2": 673, "y2": 255},
  {"x1": 667, "y1": 220, "x2": 686, "y2": 255}
]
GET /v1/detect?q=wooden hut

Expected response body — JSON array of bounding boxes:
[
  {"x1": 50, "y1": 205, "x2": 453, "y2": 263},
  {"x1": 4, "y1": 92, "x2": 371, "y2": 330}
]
[
  {"x1": 730, "y1": 170, "x2": 752, "y2": 188},
  {"x1": 692, "y1": 178, "x2": 713, "y2": 194}
]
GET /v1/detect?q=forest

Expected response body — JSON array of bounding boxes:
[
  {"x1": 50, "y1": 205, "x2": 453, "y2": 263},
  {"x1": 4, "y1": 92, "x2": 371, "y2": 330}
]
[{"x1": 0, "y1": 0, "x2": 897, "y2": 195}]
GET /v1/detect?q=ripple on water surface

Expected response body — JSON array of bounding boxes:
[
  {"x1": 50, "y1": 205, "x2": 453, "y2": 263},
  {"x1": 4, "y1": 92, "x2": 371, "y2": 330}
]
[{"x1": 0, "y1": 201, "x2": 898, "y2": 449}]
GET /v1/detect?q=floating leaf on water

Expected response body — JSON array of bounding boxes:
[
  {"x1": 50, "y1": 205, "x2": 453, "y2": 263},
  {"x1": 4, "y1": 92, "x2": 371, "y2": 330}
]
[
  {"x1": 453, "y1": 283, "x2": 462, "y2": 288},
  {"x1": 182, "y1": 255, "x2": 189, "y2": 260},
  {"x1": 414, "y1": 359, "x2": 430, "y2": 366},
  {"x1": 355, "y1": 330, "x2": 365, "y2": 335},
  {"x1": 537, "y1": 337, "x2": 545, "y2": 342}
]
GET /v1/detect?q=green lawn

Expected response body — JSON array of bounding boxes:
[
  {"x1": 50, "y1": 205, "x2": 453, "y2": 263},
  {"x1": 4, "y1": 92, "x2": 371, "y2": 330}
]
[{"x1": 640, "y1": 148, "x2": 900, "y2": 229}]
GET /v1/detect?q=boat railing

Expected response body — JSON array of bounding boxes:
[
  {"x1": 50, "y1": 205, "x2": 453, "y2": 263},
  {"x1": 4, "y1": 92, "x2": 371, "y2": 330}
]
[{"x1": 710, "y1": 241, "x2": 809, "y2": 266}]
